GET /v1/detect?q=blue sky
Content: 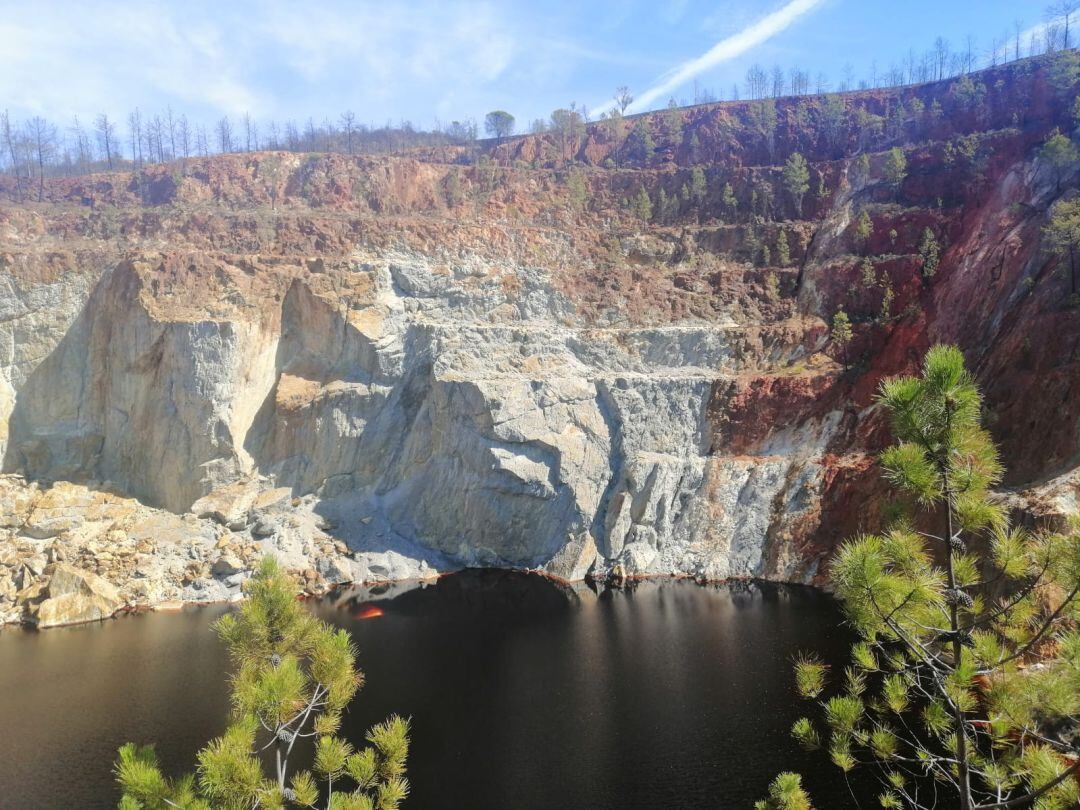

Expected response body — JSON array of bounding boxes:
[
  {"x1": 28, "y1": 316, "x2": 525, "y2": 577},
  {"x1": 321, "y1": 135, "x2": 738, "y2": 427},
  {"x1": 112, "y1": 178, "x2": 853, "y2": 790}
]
[{"x1": 0, "y1": 0, "x2": 1053, "y2": 131}]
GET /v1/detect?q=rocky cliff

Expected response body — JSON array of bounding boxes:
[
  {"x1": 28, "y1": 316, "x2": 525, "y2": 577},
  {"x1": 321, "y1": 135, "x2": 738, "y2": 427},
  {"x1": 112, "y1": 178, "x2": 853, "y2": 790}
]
[{"x1": 1, "y1": 53, "x2": 1079, "y2": 625}]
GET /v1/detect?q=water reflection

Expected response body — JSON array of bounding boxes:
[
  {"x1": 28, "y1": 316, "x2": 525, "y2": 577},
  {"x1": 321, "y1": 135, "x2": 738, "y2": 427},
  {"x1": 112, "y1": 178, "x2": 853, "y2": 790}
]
[{"x1": 0, "y1": 570, "x2": 871, "y2": 809}]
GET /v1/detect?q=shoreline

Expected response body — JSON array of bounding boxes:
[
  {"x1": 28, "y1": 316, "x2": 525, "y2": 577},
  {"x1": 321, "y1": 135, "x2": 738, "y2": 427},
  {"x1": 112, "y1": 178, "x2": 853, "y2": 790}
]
[{"x1": 1, "y1": 565, "x2": 832, "y2": 632}]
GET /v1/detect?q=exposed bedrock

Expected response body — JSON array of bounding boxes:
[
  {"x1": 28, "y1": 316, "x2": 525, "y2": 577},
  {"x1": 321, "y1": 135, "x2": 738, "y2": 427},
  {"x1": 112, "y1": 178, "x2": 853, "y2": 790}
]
[{"x1": 0, "y1": 247, "x2": 838, "y2": 589}]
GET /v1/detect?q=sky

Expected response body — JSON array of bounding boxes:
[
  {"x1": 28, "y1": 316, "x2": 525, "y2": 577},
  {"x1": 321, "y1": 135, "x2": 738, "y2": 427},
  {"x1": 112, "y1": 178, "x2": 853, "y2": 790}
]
[{"x1": 0, "y1": 0, "x2": 1056, "y2": 132}]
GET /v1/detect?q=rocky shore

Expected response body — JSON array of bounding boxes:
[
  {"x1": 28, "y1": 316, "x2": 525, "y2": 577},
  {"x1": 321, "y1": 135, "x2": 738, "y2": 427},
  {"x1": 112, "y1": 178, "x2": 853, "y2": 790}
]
[{"x1": 0, "y1": 475, "x2": 441, "y2": 628}]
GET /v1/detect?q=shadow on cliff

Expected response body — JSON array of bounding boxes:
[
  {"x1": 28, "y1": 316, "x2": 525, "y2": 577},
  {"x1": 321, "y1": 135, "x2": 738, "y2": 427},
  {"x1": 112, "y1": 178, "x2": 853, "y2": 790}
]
[{"x1": 3, "y1": 267, "x2": 112, "y2": 486}]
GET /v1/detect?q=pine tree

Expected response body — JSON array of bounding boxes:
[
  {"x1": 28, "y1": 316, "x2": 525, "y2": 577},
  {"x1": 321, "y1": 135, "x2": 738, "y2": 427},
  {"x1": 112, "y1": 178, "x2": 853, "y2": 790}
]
[
  {"x1": 624, "y1": 118, "x2": 655, "y2": 165},
  {"x1": 776, "y1": 230, "x2": 791, "y2": 267},
  {"x1": 721, "y1": 182, "x2": 738, "y2": 218},
  {"x1": 855, "y1": 210, "x2": 873, "y2": 252},
  {"x1": 115, "y1": 558, "x2": 411, "y2": 809},
  {"x1": 861, "y1": 257, "x2": 877, "y2": 288},
  {"x1": 778, "y1": 346, "x2": 1080, "y2": 810},
  {"x1": 765, "y1": 272, "x2": 781, "y2": 301},
  {"x1": 830, "y1": 310, "x2": 853, "y2": 368},
  {"x1": 1040, "y1": 129, "x2": 1078, "y2": 191},
  {"x1": 919, "y1": 228, "x2": 941, "y2": 278},
  {"x1": 1045, "y1": 198, "x2": 1080, "y2": 301},
  {"x1": 663, "y1": 98, "x2": 683, "y2": 144},
  {"x1": 657, "y1": 188, "x2": 670, "y2": 224},
  {"x1": 755, "y1": 772, "x2": 814, "y2": 810},
  {"x1": 884, "y1": 147, "x2": 908, "y2": 198},
  {"x1": 566, "y1": 167, "x2": 588, "y2": 210},
  {"x1": 631, "y1": 187, "x2": 653, "y2": 222},
  {"x1": 690, "y1": 167, "x2": 708, "y2": 206},
  {"x1": 782, "y1": 152, "x2": 811, "y2": 218}
]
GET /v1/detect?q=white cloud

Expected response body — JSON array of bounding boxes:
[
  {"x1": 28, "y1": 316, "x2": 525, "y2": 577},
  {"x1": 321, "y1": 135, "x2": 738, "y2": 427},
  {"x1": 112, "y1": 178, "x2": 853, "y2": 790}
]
[{"x1": 592, "y1": 0, "x2": 827, "y2": 117}]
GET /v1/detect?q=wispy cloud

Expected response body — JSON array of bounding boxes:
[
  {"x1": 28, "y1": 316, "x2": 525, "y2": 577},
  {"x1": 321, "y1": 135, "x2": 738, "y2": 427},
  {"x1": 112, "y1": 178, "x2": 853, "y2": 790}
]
[{"x1": 592, "y1": 0, "x2": 826, "y2": 117}]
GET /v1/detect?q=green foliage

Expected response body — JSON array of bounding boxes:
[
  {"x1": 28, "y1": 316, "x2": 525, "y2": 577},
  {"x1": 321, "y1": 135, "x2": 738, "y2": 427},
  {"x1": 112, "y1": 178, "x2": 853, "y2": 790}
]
[
  {"x1": 630, "y1": 187, "x2": 652, "y2": 222},
  {"x1": 721, "y1": 182, "x2": 737, "y2": 216},
  {"x1": 770, "y1": 346, "x2": 1080, "y2": 809},
  {"x1": 116, "y1": 558, "x2": 410, "y2": 809},
  {"x1": 830, "y1": 310, "x2": 853, "y2": 348},
  {"x1": 755, "y1": 772, "x2": 814, "y2": 810},
  {"x1": 878, "y1": 279, "x2": 894, "y2": 322},
  {"x1": 950, "y1": 75, "x2": 987, "y2": 112},
  {"x1": 655, "y1": 187, "x2": 679, "y2": 224},
  {"x1": 765, "y1": 272, "x2": 780, "y2": 301},
  {"x1": 782, "y1": 152, "x2": 810, "y2": 217},
  {"x1": 624, "y1": 118, "x2": 655, "y2": 164},
  {"x1": 791, "y1": 717, "x2": 820, "y2": 750},
  {"x1": 775, "y1": 230, "x2": 791, "y2": 267},
  {"x1": 1040, "y1": 130, "x2": 1078, "y2": 187},
  {"x1": 688, "y1": 131, "x2": 702, "y2": 163},
  {"x1": 565, "y1": 168, "x2": 588, "y2": 210},
  {"x1": 1045, "y1": 198, "x2": 1080, "y2": 298},
  {"x1": 442, "y1": 169, "x2": 464, "y2": 207},
  {"x1": 854, "y1": 210, "x2": 873, "y2": 249},
  {"x1": 483, "y1": 110, "x2": 515, "y2": 140},
  {"x1": 883, "y1": 147, "x2": 907, "y2": 195},
  {"x1": 860, "y1": 257, "x2": 876, "y2": 288},
  {"x1": 818, "y1": 94, "x2": 847, "y2": 156},
  {"x1": 663, "y1": 99, "x2": 683, "y2": 143},
  {"x1": 918, "y1": 227, "x2": 941, "y2": 278},
  {"x1": 748, "y1": 100, "x2": 778, "y2": 160},
  {"x1": 794, "y1": 654, "x2": 828, "y2": 699},
  {"x1": 689, "y1": 167, "x2": 707, "y2": 206},
  {"x1": 1045, "y1": 49, "x2": 1080, "y2": 94}
]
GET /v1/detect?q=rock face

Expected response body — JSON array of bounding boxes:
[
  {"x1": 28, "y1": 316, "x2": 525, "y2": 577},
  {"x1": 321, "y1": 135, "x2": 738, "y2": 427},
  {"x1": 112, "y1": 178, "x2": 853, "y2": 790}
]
[{"x1": 0, "y1": 54, "x2": 1078, "y2": 624}]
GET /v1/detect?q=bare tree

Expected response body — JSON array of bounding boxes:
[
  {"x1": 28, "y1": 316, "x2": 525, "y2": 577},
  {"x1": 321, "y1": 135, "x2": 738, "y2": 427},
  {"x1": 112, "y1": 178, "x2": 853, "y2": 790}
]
[
  {"x1": 3, "y1": 110, "x2": 24, "y2": 200},
  {"x1": 768, "y1": 65, "x2": 784, "y2": 97},
  {"x1": 745, "y1": 64, "x2": 767, "y2": 99},
  {"x1": 933, "y1": 36, "x2": 950, "y2": 80},
  {"x1": 340, "y1": 111, "x2": 357, "y2": 155},
  {"x1": 243, "y1": 112, "x2": 256, "y2": 152},
  {"x1": 128, "y1": 108, "x2": 143, "y2": 165},
  {"x1": 177, "y1": 114, "x2": 191, "y2": 159},
  {"x1": 614, "y1": 86, "x2": 633, "y2": 114},
  {"x1": 1047, "y1": 1, "x2": 1080, "y2": 48},
  {"x1": 166, "y1": 107, "x2": 177, "y2": 161},
  {"x1": 27, "y1": 116, "x2": 56, "y2": 201},
  {"x1": 69, "y1": 116, "x2": 91, "y2": 174},
  {"x1": 93, "y1": 113, "x2": 116, "y2": 170},
  {"x1": 148, "y1": 114, "x2": 165, "y2": 163},
  {"x1": 216, "y1": 116, "x2": 233, "y2": 153},
  {"x1": 195, "y1": 124, "x2": 209, "y2": 157}
]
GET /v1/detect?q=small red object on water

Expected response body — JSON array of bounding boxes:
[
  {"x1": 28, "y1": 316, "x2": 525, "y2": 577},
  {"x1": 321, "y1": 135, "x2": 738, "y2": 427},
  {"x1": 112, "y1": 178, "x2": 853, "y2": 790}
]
[{"x1": 355, "y1": 605, "x2": 384, "y2": 620}]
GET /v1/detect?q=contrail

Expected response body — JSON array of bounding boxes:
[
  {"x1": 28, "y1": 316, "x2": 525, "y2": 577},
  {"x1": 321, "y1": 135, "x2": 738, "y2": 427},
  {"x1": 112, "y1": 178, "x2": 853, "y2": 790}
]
[{"x1": 592, "y1": 0, "x2": 827, "y2": 117}]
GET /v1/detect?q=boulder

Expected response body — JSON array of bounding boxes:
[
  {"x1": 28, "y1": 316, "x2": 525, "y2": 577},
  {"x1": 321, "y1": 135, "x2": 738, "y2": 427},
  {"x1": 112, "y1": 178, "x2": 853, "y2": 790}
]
[
  {"x1": 211, "y1": 553, "x2": 244, "y2": 577},
  {"x1": 25, "y1": 563, "x2": 122, "y2": 628}
]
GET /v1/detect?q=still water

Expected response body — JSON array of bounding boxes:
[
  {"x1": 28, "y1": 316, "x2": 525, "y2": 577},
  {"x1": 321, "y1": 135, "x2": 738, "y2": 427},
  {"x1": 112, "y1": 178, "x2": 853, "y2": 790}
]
[{"x1": 0, "y1": 571, "x2": 873, "y2": 808}]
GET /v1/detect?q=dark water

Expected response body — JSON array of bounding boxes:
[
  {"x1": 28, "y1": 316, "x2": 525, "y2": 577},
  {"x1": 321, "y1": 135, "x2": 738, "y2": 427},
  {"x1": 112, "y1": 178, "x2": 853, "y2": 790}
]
[{"x1": 0, "y1": 571, "x2": 873, "y2": 809}]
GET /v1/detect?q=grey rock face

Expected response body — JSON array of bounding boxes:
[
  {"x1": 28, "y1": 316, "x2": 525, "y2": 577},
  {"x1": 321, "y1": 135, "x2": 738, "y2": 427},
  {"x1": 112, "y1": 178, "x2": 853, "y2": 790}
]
[{"x1": 0, "y1": 243, "x2": 839, "y2": 610}]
